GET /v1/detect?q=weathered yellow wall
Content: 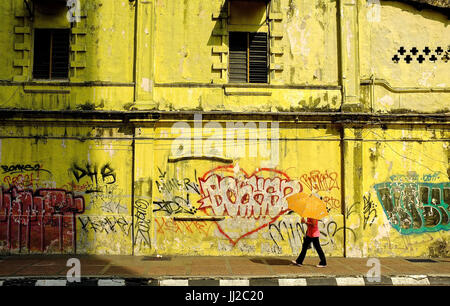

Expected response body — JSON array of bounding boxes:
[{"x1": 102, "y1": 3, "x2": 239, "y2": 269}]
[
  {"x1": 138, "y1": 120, "x2": 344, "y2": 256},
  {"x1": 359, "y1": 1, "x2": 450, "y2": 112},
  {"x1": 153, "y1": 0, "x2": 338, "y2": 85},
  {"x1": 147, "y1": 0, "x2": 340, "y2": 112},
  {"x1": 0, "y1": 0, "x2": 135, "y2": 111},
  {"x1": 0, "y1": 125, "x2": 134, "y2": 254},
  {"x1": 0, "y1": 121, "x2": 346, "y2": 257},
  {"x1": 345, "y1": 126, "x2": 450, "y2": 257},
  {"x1": 1, "y1": 120, "x2": 447, "y2": 257}
]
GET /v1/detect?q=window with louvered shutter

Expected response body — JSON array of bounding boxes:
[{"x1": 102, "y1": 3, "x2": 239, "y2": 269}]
[
  {"x1": 229, "y1": 32, "x2": 268, "y2": 84},
  {"x1": 33, "y1": 29, "x2": 70, "y2": 80}
]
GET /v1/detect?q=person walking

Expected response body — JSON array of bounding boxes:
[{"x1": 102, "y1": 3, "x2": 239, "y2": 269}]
[{"x1": 291, "y1": 217, "x2": 327, "y2": 268}]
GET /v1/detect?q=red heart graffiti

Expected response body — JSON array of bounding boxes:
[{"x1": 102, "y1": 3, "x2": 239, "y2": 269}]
[{"x1": 197, "y1": 165, "x2": 302, "y2": 246}]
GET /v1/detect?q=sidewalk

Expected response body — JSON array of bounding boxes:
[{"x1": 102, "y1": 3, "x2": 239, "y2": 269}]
[{"x1": 0, "y1": 255, "x2": 449, "y2": 286}]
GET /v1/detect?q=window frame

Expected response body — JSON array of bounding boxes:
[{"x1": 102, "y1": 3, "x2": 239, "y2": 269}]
[
  {"x1": 228, "y1": 31, "x2": 269, "y2": 84},
  {"x1": 32, "y1": 28, "x2": 70, "y2": 81}
]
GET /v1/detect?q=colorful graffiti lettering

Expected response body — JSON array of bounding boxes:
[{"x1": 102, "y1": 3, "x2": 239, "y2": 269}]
[
  {"x1": 268, "y1": 217, "x2": 306, "y2": 253},
  {"x1": 322, "y1": 195, "x2": 341, "y2": 213},
  {"x1": 374, "y1": 178, "x2": 450, "y2": 235},
  {"x1": 0, "y1": 187, "x2": 85, "y2": 253},
  {"x1": 268, "y1": 214, "x2": 355, "y2": 254},
  {"x1": 3, "y1": 173, "x2": 38, "y2": 190},
  {"x1": 197, "y1": 165, "x2": 302, "y2": 246},
  {"x1": 155, "y1": 217, "x2": 215, "y2": 237},
  {"x1": 389, "y1": 172, "x2": 441, "y2": 183},
  {"x1": 198, "y1": 166, "x2": 301, "y2": 219}
]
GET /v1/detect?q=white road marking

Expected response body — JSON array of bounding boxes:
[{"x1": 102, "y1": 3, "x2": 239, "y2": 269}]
[
  {"x1": 391, "y1": 275, "x2": 430, "y2": 286},
  {"x1": 278, "y1": 278, "x2": 307, "y2": 286},
  {"x1": 35, "y1": 280, "x2": 67, "y2": 286},
  {"x1": 159, "y1": 279, "x2": 189, "y2": 286},
  {"x1": 98, "y1": 279, "x2": 126, "y2": 286},
  {"x1": 336, "y1": 277, "x2": 366, "y2": 286},
  {"x1": 220, "y1": 279, "x2": 250, "y2": 286}
]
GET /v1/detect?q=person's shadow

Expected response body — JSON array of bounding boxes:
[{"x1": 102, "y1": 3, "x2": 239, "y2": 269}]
[{"x1": 250, "y1": 258, "x2": 293, "y2": 266}]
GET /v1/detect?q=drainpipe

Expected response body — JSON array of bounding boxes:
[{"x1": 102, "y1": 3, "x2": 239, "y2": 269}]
[
  {"x1": 132, "y1": 0, "x2": 139, "y2": 104},
  {"x1": 131, "y1": 127, "x2": 136, "y2": 256},
  {"x1": 340, "y1": 125, "x2": 347, "y2": 258},
  {"x1": 130, "y1": 0, "x2": 138, "y2": 255},
  {"x1": 337, "y1": 0, "x2": 346, "y2": 257}
]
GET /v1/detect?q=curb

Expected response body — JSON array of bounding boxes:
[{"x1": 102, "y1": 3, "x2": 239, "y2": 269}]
[{"x1": 1, "y1": 275, "x2": 449, "y2": 286}]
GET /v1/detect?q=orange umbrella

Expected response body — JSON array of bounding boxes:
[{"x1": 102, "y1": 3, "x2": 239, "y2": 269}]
[{"x1": 286, "y1": 192, "x2": 328, "y2": 220}]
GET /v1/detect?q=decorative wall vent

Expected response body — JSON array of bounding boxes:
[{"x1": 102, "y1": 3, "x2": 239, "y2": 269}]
[{"x1": 392, "y1": 46, "x2": 449, "y2": 63}]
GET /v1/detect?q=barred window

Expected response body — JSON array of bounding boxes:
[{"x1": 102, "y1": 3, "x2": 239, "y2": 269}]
[{"x1": 33, "y1": 29, "x2": 70, "y2": 80}]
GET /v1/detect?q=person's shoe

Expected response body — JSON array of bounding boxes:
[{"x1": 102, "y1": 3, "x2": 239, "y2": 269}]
[
  {"x1": 316, "y1": 264, "x2": 326, "y2": 268},
  {"x1": 291, "y1": 260, "x2": 303, "y2": 267}
]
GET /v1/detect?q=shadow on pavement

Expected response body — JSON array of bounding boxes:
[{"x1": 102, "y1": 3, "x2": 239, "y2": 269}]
[{"x1": 250, "y1": 258, "x2": 293, "y2": 266}]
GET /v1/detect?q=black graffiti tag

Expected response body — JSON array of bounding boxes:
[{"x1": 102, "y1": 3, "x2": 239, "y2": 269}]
[
  {"x1": 1, "y1": 163, "x2": 50, "y2": 174},
  {"x1": 134, "y1": 199, "x2": 151, "y2": 247},
  {"x1": 71, "y1": 163, "x2": 116, "y2": 185}
]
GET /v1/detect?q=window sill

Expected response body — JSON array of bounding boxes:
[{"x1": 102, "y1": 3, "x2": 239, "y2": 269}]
[
  {"x1": 24, "y1": 82, "x2": 71, "y2": 94},
  {"x1": 224, "y1": 86, "x2": 272, "y2": 96}
]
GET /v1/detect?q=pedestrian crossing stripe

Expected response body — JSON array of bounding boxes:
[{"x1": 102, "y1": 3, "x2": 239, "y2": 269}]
[
  {"x1": 278, "y1": 278, "x2": 307, "y2": 286},
  {"x1": 391, "y1": 275, "x2": 430, "y2": 286},
  {"x1": 160, "y1": 279, "x2": 189, "y2": 286},
  {"x1": 35, "y1": 280, "x2": 67, "y2": 286},
  {"x1": 98, "y1": 279, "x2": 126, "y2": 286},
  {"x1": 336, "y1": 277, "x2": 365, "y2": 286},
  {"x1": 219, "y1": 279, "x2": 250, "y2": 286}
]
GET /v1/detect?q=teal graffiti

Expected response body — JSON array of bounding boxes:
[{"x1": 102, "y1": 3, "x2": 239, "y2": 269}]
[{"x1": 374, "y1": 180, "x2": 450, "y2": 235}]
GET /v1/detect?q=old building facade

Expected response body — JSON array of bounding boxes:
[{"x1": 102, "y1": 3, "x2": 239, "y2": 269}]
[{"x1": 0, "y1": 0, "x2": 449, "y2": 257}]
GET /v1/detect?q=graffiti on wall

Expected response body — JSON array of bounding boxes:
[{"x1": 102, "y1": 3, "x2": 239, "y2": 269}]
[
  {"x1": 269, "y1": 213, "x2": 355, "y2": 254},
  {"x1": 362, "y1": 193, "x2": 378, "y2": 230},
  {"x1": 153, "y1": 167, "x2": 200, "y2": 216},
  {"x1": 2, "y1": 164, "x2": 52, "y2": 191},
  {"x1": 79, "y1": 215, "x2": 130, "y2": 236},
  {"x1": 67, "y1": 162, "x2": 127, "y2": 214},
  {"x1": 0, "y1": 156, "x2": 345, "y2": 255},
  {"x1": 299, "y1": 170, "x2": 341, "y2": 213},
  {"x1": 133, "y1": 199, "x2": 151, "y2": 248},
  {"x1": 77, "y1": 198, "x2": 152, "y2": 252},
  {"x1": 0, "y1": 187, "x2": 85, "y2": 252},
  {"x1": 151, "y1": 165, "x2": 344, "y2": 252},
  {"x1": 374, "y1": 173, "x2": 450, "y2": 235},
  {"x1": 299, "y1": 170, "x2": 339, "y2": 192},
  {"x1": 70, "y1": 162, "x2": 117, "y2": 191},
  {"x1": 0, "y1": 158, "x2": 134, "y2": 253},
  {"x1": 198, "y1": 166, "x2": 302, "y2": 218},
  {"x1": 197, "y1": 165, "x2": 302, "y2": 246},
  {"x1": 1, "y1": 163, "x2": 50, "y2": 175},
  {"x1": 155, "y1": 217, "x2": 215, "y2": 237}
]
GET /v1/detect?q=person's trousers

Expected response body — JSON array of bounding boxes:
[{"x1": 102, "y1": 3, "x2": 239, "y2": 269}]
[{"x1": 295, "y1": 236, "x2": 327, "y2": 265}]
